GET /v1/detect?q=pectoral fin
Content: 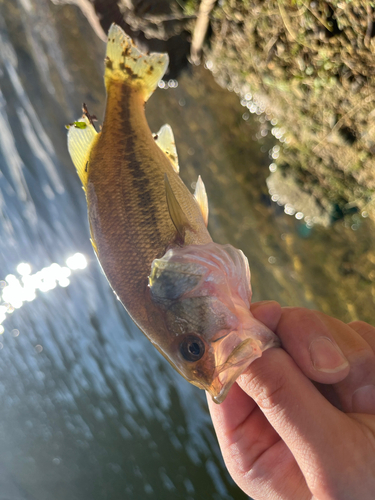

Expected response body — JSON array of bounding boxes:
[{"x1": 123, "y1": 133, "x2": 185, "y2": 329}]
[
  {"x1": 164, "y1": 174, "x2": 190, "y2": 241},
  {"x1": 67, "y1": 116, "x2": 98, "y2": 188},
  {"x1": 194, "y1": 175, "x2": 209, "y2": 226},
  {"x1": 154, "y1": 124, "x2": 179, "y2": 173}
]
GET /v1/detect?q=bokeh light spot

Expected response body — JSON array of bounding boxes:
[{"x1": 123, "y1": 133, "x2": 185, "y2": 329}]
[
  {"x1": 0, "y1": 253, "x2": 88, "y2": 327},
  {"x1": 17, "y1": 263, "x2": 32, "y2": 276},
  {"x1": 66, "y1": 253, "x2": 87, "y2": 270}
]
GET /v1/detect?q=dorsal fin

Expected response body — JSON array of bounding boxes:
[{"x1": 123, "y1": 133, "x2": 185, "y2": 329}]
[
  {"x1": 67, "y1": 116, "x2": 98, "y2": 188},
  {"x1": 194, "y1": 175, "x2": 209, "y2": 226},
  {"x1": 164, "y1": 174, "x2": 190, "y2": 241},
  {"x1": 154, "y1": 124, "x2": 179, "y2": 173}
]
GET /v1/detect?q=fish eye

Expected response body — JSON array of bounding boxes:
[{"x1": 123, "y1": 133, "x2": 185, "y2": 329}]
[{"x1": 179, "y1": 335, "x2": 205, "y2": 362}]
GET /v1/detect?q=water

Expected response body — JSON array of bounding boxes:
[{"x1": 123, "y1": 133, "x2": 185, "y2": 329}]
[{"x1": 0, "y1": 1, "x2": 373, "y2": 500}]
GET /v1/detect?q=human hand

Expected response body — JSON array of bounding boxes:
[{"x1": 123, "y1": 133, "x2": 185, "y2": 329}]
[{"x1": 207, "y1": 302, "x2": 375, "y2": 499}]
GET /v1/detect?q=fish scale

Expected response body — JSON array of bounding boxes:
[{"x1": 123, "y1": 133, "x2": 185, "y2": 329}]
[
  {"x1": 87, "y1": 77, "x2": 210, "y2": 333},
  {"x1": 67, "y1": 23, "x2": 279, "y2": 403}
]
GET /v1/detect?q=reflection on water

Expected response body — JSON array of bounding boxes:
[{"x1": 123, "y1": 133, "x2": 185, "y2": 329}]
[
  {"x1": 0, "y1": 1, "x2": 373, "y2": 499},
  {"x1": 0, "y1": 253, "x2": 87, "y2": 328}
]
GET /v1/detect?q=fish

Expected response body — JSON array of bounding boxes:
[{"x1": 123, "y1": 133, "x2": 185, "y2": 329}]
[{"x1": 67, "y1": 23, "x2": 280, "y2": 403}]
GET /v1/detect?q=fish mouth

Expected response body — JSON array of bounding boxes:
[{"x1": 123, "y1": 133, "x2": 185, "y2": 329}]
[
  {"x1": 206, "y1": 328, "x2": 280, "y2": 404},
  {"x1": 207, "y1": 339, "x2": 262, "y2": 403}
]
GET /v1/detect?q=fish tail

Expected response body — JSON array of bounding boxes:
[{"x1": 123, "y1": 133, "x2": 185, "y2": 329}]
[{"x1": 105, "y1": 24, "x2": 169, "y2": 101}]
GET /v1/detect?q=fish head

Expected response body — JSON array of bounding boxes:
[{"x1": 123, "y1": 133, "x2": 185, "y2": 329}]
[{"x1": 148, "y1": 242, "x2": 280, "y2": 403}]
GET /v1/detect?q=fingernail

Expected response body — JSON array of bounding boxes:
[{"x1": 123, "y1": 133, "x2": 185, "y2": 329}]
[
  {"x1": 352, "y1": 385, "x2": 375, "y2": 414},
  {"x1": 309, "y1": 337, "x2": 349, "y2": 373}
]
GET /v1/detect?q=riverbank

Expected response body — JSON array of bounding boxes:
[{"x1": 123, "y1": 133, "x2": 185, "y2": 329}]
[{"x1": 204, "y1": 0, "x2": 375, "y2": 224}]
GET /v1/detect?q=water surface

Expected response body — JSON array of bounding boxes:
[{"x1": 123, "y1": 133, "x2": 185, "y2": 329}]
[{"x1": 0, "y1": 2, "x2": 373, "y2": 500}]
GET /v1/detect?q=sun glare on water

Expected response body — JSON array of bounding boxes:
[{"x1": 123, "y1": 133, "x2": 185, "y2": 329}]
[{"x1": 0, "y1": 253, "x2": 88, "y2": 333}]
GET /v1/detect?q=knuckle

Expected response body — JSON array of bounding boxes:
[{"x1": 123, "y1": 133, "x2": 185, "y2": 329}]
[
  {"x1": 258, "y1": 384, "x2": 285, "y2": 413},
  {"x1": 280, "y1": 307, "x2": 320, "y2": 329},
  {"x1": 310, "y1": 475, "x2": 345, "y2": 500},
  {"x1": 349, "y1": 320, "x2": 375, "y2": 337},
  {"x1": 248, "y1": 369, "x2": 289, "y2": 414}
]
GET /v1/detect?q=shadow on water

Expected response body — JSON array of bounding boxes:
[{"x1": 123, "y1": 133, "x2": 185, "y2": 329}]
[{"x1": 0, "y1": 1, "x2": 374, "y2": 500}]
